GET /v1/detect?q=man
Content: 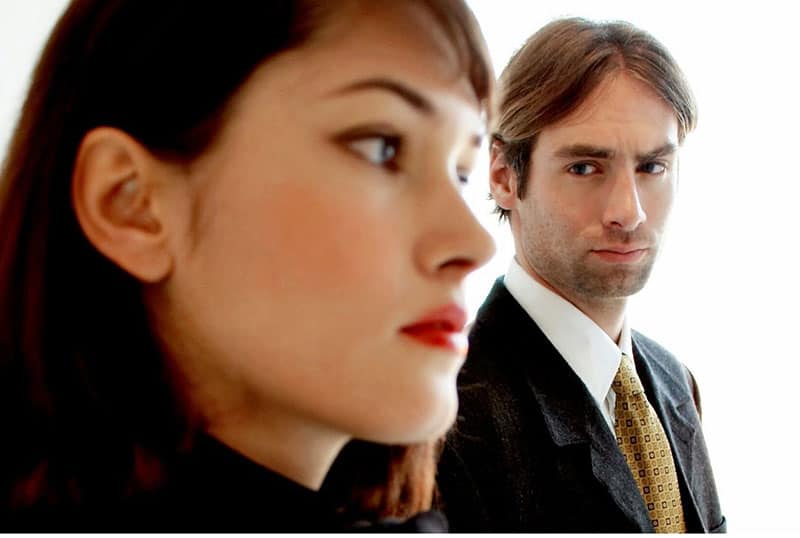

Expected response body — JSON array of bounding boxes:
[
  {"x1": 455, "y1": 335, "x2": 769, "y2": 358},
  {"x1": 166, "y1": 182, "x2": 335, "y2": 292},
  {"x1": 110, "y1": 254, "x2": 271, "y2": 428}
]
[{"x1": 437, "y1": 18, "x2": 725, "y2": 533}]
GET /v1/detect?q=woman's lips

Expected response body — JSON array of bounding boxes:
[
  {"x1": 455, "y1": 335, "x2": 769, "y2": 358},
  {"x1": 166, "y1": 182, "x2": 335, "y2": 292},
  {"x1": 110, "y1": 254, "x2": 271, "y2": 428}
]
[{"x1": 401, "y1": 304, "x2": 467, "y2": 353}]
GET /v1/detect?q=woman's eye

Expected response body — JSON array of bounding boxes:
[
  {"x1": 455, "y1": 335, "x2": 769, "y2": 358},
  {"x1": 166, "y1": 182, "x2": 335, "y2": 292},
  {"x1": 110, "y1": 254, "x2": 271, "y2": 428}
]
[
  {"x1": 639, "y1": 161, "x2": 667, "y2": 174},
  {"x1": 346, "y1": 135, "x2": 401, "y2": 170},
  {"x1": 568, "y1": 162, "x2": 598, "y2": 176}
]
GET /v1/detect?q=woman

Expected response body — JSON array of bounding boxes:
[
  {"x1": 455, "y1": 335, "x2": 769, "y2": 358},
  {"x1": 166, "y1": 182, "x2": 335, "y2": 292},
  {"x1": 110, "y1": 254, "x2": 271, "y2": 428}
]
[{"x1": 0, "y1": 0, "x2": 495, "y2": 531}]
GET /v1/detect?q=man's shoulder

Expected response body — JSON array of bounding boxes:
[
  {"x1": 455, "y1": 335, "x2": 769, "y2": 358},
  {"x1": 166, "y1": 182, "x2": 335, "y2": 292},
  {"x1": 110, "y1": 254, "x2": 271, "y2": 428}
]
[
  {"x1": 466, "y1": 279, "x2": 551, "y2": 371},
  {"x1": 631, "y1": 329, "x2": 677, "y2": 361},
  {"x1": 631, "y1": 329, "x2": 692, "y2": 379},
  {"x1": 633, "y1": 329, "x2": 697, "y2": 373},
  {"x1": 631, "y1": 329, "x2": 700, "y2": 408},
  {"x1": 470, "y1": 278, "x2": 517, "y2": 327}
]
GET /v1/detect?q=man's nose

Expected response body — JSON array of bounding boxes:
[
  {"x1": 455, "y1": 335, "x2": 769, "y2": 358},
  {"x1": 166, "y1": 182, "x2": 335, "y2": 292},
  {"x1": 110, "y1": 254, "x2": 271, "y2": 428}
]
[{"x1": 602, "y1": 169, "x2": 646, "y2": 232}]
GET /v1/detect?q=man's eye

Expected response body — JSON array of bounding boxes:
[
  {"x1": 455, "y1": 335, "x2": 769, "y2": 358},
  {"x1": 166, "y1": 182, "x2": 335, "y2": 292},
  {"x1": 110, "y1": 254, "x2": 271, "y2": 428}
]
[
  {"x1": 639, "y1": 161, "x2": 667, "y2": 174},
  {"x1": 346, "y1": 136, "x2": 401, "y2": 169},
  {"x1": 568, "y1": 162, "x2": 598, "y2": 176}
]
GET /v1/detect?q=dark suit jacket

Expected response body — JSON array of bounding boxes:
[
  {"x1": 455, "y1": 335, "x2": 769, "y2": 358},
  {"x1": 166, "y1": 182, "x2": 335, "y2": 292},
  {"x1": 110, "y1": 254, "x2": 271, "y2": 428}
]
[{"x1": 437, "y1": 279, "x2": 726, "y2": 532}]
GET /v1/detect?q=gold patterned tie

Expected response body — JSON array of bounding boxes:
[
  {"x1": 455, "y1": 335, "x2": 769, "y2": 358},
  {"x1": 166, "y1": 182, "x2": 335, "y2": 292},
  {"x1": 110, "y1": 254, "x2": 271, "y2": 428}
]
[{"x1": 612, "y1": 352, "x2": 686, "y2": 533}]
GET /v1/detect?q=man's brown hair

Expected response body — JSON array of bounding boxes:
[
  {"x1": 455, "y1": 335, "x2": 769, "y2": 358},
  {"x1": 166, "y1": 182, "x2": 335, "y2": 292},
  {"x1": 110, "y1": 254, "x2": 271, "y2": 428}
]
[{"x1": 493, "y1": 17, "x2": 697, "y2": 221}]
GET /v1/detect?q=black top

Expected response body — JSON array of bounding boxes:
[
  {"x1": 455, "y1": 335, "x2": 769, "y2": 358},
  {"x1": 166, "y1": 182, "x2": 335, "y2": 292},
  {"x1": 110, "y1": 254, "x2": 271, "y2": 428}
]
[{"x1": 4, "y1": 435, "x2": 447, "y2": 532}]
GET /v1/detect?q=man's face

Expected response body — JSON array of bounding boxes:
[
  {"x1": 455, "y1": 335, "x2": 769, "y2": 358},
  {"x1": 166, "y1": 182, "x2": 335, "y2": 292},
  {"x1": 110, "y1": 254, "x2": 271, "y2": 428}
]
[{"x1": 510, "y1": 73, "x2": 679, "y2": 303}]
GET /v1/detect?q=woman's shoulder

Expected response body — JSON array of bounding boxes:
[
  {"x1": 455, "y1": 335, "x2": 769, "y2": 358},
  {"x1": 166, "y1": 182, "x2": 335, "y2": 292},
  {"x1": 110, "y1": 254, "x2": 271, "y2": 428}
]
[{"x1": 1, "y1": 436, "x2": 450, "y2": 532}]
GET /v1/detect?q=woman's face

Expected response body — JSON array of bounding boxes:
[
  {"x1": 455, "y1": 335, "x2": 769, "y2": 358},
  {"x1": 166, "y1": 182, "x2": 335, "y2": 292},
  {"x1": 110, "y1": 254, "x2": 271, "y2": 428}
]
[{"x1": 153, "y1": 3, "x2": 495, "y2": 447}]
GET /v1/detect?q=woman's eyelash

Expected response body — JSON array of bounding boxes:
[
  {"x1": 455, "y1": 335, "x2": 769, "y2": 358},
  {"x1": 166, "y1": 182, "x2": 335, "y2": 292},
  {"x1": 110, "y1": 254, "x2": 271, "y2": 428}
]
[
  {"x1": 336, "y1": 128, "x2": 403, "y2": 171},
  {"x1": 349, "y1": 135, "x2": 401, "y2": 169},
  {"x1": 336, "y1": 128, "x2": 475, "y2": 186}
]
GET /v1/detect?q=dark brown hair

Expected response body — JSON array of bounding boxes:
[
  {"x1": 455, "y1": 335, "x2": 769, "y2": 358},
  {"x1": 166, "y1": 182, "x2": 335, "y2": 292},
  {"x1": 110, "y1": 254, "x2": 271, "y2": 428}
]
[
  {"x1": 493, "y1": 17, "x2": 697, "y2": 220},
  {"x1": 0, "y1": 0, "x2": 492, "y2": 520}
]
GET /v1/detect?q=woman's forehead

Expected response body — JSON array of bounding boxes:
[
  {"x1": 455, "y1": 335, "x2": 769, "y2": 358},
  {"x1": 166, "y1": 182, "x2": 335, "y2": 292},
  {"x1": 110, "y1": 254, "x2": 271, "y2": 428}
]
[{"x1": 309, "y1": 2, "x2": 467, "y2": 84}]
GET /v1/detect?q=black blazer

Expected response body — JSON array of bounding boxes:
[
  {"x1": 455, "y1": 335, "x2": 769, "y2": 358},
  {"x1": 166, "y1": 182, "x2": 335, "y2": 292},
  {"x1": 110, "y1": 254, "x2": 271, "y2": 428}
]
[{"x1": 437, "y1": 279, "x2": 726, "y2": 532}]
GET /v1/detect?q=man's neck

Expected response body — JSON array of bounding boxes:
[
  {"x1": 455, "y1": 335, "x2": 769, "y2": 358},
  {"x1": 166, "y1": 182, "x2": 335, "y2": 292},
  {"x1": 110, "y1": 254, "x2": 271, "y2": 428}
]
[
  {"x1": 525, "y1": 265, "x2": 627, "y2": 343},
  {"x1": 571, "y1": 294, "x2": 627, "y2": 344}
]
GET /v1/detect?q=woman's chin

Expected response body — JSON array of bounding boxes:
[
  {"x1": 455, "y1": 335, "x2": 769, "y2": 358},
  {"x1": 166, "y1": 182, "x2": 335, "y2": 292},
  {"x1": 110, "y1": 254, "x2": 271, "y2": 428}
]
[{"x1": 358, "y1": 384, "x2": 459, "y2": 445}]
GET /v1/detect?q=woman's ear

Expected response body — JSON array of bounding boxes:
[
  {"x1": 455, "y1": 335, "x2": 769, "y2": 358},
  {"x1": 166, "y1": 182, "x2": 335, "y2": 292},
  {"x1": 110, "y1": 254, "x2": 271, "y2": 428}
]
[
  {"x1": 489, "y1": 141, "x2": 519, "y2": 212},
  {"x1": 72, "y1": 127, "x2": 177, "y2": 283}
]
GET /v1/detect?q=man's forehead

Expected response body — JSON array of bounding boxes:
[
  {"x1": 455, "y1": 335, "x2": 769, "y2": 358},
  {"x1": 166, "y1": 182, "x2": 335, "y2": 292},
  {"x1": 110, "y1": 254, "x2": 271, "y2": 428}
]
[
  {"x1": 539, "y1": 108, "x2": 680, "y2": 156},
  {"x1": 540, "y1": 123, "x2": 679, "y2": 153},
  {"x1": 545, "y1": 72, "x2": 678, "y2": 133}
]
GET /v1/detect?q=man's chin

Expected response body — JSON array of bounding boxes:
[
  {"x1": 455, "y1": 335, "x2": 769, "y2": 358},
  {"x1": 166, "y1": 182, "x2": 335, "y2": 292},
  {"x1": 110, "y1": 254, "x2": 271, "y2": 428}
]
[{"x1": 574, "y1": 267, "x2": 653, "y2": 298}]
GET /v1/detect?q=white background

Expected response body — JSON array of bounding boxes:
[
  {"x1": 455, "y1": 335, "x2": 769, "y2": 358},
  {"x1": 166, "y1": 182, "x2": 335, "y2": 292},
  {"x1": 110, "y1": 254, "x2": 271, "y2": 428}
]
[{"x1": 2, "y1": 1, "x2": 798, "y2": 532}]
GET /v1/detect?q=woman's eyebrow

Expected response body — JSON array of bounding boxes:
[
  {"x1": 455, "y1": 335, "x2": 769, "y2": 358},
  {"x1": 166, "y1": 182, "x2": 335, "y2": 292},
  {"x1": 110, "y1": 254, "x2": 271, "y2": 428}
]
[{"x1": 330, "y1": 78, "x2": 434, "y2": 115}]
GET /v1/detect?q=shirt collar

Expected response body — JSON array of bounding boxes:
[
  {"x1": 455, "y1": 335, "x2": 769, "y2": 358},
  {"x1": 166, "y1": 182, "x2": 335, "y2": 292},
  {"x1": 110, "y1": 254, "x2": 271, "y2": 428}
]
[{"x1": 504, "y1": 258, "x2": 632, "y2": 409}]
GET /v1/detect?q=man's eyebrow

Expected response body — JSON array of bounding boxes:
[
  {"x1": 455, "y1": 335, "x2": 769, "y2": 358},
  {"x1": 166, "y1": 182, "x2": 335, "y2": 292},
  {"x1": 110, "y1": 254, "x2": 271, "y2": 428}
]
[
  {"x1": 637, "y1": 142, "x2": 678, "y2": 162},
  {"x1": 331, "y1": 78, "x2": 434, "y2": 115},
  {"x1": 553, "y1": 142, "x2": 679, "y2": 161},
  {"x1": 554, "y1": 144, "x2": 615, "y2": 159}
]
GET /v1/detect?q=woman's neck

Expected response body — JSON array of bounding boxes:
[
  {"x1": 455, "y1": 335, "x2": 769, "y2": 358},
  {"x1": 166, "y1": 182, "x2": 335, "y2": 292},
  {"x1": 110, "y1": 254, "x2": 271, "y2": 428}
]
[{"x1": 206, "y1": 408, "x2": 350, "y2": 491}]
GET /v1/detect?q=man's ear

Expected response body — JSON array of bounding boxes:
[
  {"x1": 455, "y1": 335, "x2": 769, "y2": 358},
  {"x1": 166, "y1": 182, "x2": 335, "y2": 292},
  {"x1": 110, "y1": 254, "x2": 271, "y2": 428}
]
[
  {"x1": 489, "y1": 140, "x2": 519, "y2": 211},
  {"x1": 72, "y1": 127, "x2": 175, "y2": 283}
]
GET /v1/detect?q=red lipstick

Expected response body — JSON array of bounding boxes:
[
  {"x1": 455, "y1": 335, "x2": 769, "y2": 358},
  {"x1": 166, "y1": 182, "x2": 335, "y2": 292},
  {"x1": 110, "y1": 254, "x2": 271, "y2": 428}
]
[{"x1": 401, "y1": 304, "x2": 468, "y2": 353}]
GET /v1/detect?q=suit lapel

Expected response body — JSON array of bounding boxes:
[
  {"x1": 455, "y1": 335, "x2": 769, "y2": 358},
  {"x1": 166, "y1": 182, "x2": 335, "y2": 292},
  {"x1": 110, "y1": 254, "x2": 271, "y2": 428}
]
[
  {"x1": 528, "y1": 364, "x2": 652, "y2": 531},
  {"x1": 480, "y1": 280, "x2": 653, "y2": 531},
  {"x1": 632, "y1": 334, "x2": 704, "y2": 531}
]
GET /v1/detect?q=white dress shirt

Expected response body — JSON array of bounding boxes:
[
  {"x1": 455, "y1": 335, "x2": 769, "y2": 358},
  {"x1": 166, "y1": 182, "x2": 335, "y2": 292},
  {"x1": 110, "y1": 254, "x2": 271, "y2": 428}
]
[{"x1": 504, "y1": 258, "x2": 632, "y2": 432}]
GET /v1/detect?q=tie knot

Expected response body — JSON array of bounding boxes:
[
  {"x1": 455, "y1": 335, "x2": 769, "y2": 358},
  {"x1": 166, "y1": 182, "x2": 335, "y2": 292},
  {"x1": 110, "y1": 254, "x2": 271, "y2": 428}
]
[{"x1": 612, "y1": 352, "x2": 644, "y2": 397}]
